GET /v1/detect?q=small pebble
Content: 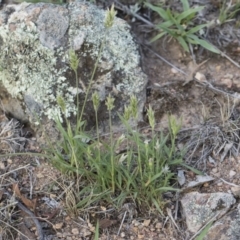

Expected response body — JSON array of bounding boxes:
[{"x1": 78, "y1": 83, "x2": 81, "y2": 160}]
[
  {"x1": 71, "y1": 228, "x2": 79, "y2": 235},
  {"x1": 155, "y1": 222, "x2": 162, "y2": 229},
  {"x1": 215, "y1": 65, "x2": 221, "y2": 71},
  {"x1": 143, "y1": 219, "x2": 151, "y2": 227},
  {"x1": 211, "y1": 168, "x2": 218, "y2": 174},
  {"x1": 229, "y1": 170, "x2": 236, "y2": 178},
  {"x1": 220, "y1": 78, "x2": 232, "y2": 88},
  {"x1": 171, "y1": 68, "x2": 178, "y2": 74},
  {"x1": 231, "y1": 186, "x2": 240, "y2": 197},
  {"x1": 195, "y1": 72, "x2": 206, "y2": 82},
  {"x1": 203, "y1": 182, "x2": 209, "y2": 187}
]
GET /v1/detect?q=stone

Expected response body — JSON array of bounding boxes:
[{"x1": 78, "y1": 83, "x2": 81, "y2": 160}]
[
  {"x1": 229, "y1": 170, "x2": 236, "y2": 178},
  {"x1": 204, "y1": 204, "x2": 240, "y2": 240},
  {"x1": 195, "y1": 72, "x2": 207, "y2": 82},
  {"x1": 181, "y1": 191, "x2": 236, "y2": 233},
  {"x1": 71, "y1": 228, "x2": 79, "y2": 235},
  {"x1": 0, "y1": 1, "x2": 147, "y2": 133},
  {"x1": 231, "y1": 186, "x2": 240, "y2": 198}
]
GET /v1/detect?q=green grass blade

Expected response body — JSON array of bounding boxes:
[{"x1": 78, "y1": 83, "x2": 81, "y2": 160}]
[
  {"x1": 152, "y1": 198, "x2": 163, "y2": 215},
  {"x1": 177, "y1": 36, "x2": 189, "y2": 52},
  {"x1": 158, "y1": 20, "x2": 174, "y2": 28},
  {"x1": 177, "y1": 7, "x2": 204, "y2": 22},
  {"x1": 156, "y1": 186, "x2": 179, "y2": 191},
  {"x1": 181, "y1": 0, "x2": 190, "y2": 11},
  {"x1": 186, "y1": 23, "x2": 209, "y2": 34},
  {"x1": 94, "y1": 221, "x2": 99, "y2": 240},
  {"x1": 180, "y1": 163, "x2": 203, "y2": 175},
  {"x1": 195, "y1": 221, "x2": 213, "y2": 240},
  {"x1": 188, "y1": 35, "x2": 220, "y2": 53},
  {"x1": 150, "y1": 32, "x2": 167, "y2": 42},
  {"x1": 145, "y1": 3, "x2": 169, "y2": 21}
]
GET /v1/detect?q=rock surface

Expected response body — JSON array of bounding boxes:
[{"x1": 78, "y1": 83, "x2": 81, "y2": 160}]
[
  {"x1": 204, "y1": 203, "x2": 240, "y2": 240},
  {"x1": 0, "y1": 1, "x2": 147, "y2": 129},
  {"x1": 181, "y1": 191, "x2": 236, "y2": 233}
]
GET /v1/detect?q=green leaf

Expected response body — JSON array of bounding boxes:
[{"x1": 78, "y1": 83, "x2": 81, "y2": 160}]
[
  {"x1": 177, "y1": 36, "x2": 189, "y2": 52},
  {"x1": 169, "y1": 158, "x2": 183, "y2": 165},
  {"x1": 145, "y1": 170, "x2": 164, "y2": 187},
  {"x1": 181, "y1": 0, "x2": 190, "y2": 11},
  {"x1": 156, "y1": 186, "x2": 179, "y2": 191},
  {"x1": 94, "y1": 221, "x2": 99, "y2": 240},
  {"x1": 191, "y1": 36, "x2": 220, "y2": 54},
  {"x1": 150, "y1": 32, "x2": 167, "y2": 42},
  {"x1": 195, "y1": 221, "x2": 213, "y2": 240},
  {"x1": 145, "y1": 3, "x2": 169, "y2": 21},
  {"x1": 186, "y1": 23, "x2": 209, "y2": 34},
  {"x1": 166, "y1": 8, "x2": 182, "y2": 27},
  {"x1": 181, "y1": 163, "x2": 204, "y2": 175},
  {"x1": 152, "y1": 198, "x2": 163, "y2": 215},
  {"x1": 177, "y1": 7, "x2": 204, "y2": 22},
  {"x1": 160, "y1": 25, "x2": 178, "y2": 37},
  {"x1": 158, "y1": 20, "x2": 174, "y2": 28}
]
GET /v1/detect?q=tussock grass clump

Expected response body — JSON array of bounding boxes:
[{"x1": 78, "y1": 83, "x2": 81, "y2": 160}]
[
  {"x1": 43, "y1": 5, "x2": 197, "y2": 214},
  {"x1": 145, "y1": 0, "x2": 220, "y2": 54}
]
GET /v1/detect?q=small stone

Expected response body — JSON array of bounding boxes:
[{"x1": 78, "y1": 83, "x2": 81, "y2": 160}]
[
  {"x1": 120, "y1": 232, "x2": 126, "y2": 237},
  {"x1": 65, "y1": 216, "x2": 71, "y2": 221},
  {"x1": 217, "y1": 182, "x2": 223, "y2": 186},
  {"x1": 171, "y1": 68, "x2": 178, "y2": 74},
  {"x1": 71, "y1": 228, "x2": 79, "y2": 235},
  {"x1": 7, "y1": 159, "x2": 12, "y2": 164},
  {"x1": 155, "y1": 222, "x2": 162, "y2": 229},
  {"x1": 50, "y1": 193, "x2": 57, "y2": 198},
  {"x1": 143, "y1": 219, "x2": 151, "y2": 227},
  {"x1": 220, "y1": 78, "x2": 232, "y2": 88},
  {"x1": 195, "y1": 72, "x2": 207, "y2": 82},
  {"x1": 215, "y1": 65, "x2": 221, "y2": 71},
  {"x1": 229, "y1": 170, "x2": 236, "y2": 178},
  {"x1": 211, "y1": 168, "x2": 218, "y2": 173},
  {"x1": 203, "y1": 182, "x2": 209, "y2": 187},
  {"x1": 54, "y1": 222, "x2": 63, "y2": 229},
  {"x1": 0, "y1": 162, "x2": 5, "y2": 170},
  {"x1": 36, "y1": 173, "x2": 44, "y2": 178},
  {"x1": 134, "y1": 221, "x2": 140, "y2": 227},
  {"x1": 231, "y1": 186, "x2": 240, "y2": 197}
]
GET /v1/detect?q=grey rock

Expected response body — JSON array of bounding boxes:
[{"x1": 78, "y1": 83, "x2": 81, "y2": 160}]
[
  {"x1": 181, "y1": 191, "x2": 236, "y2": 233},
  {"x1": 0, "y1": 1, "x2": 147, "y2": 132},
  {"x1": 204, "y1": 204, "x2": 240, "y2": 240}
]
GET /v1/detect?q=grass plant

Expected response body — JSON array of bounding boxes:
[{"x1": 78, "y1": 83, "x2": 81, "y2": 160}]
[
  {"x1": 42, "y1": 4, "x2": 201, "y2": 214},
  {"x1": 0, "y1": 4, "x2": 200, "y2": 225},
  {"x1": 145, "y1": 0, "x2": 220, "y2": 53},
  {"x1": 218, "y1": 1, "x2": 240, "y2": 25}
]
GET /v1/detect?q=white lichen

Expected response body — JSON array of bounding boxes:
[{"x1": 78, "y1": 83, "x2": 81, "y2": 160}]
[{"x1": 0, "y1": 20, "x2": 76, "y2": 120}]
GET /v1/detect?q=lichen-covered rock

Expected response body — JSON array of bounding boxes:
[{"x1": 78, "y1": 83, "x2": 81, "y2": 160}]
[
  {"x1": 181, "y1": 191, "x2": 236, "y2": 233},
  {"x1": 0, "y1": 1, "x2": 147, "y2": 130},
  {"x1": 203, "y1": 203, "x2": 240, "y2": 240}
]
